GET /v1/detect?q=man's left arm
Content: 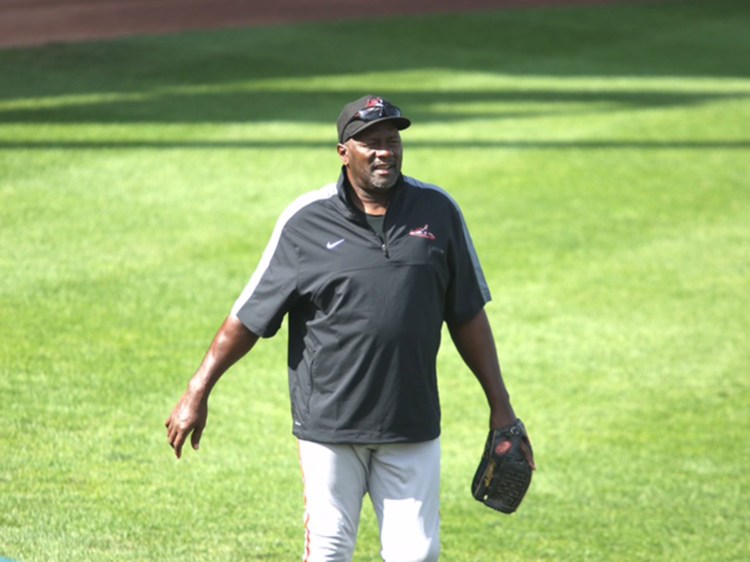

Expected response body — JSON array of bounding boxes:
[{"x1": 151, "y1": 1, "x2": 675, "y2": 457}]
[{"x1": 448, "y1": 308, "x2": 535, "y2": 469}]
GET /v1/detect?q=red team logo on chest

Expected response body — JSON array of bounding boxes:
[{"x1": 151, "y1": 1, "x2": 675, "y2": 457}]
[{"x1": 409, "y1": 224, "x2": 436, "y2": 240}]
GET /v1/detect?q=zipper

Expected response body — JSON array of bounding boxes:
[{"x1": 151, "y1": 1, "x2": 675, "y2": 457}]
[
  {"x1": 378, "y1": 214, "x2": 390, "y2": 258},
  {"x1": 361, "y1": 211, "x2": 390, "y2": 257},
  {"x1": 379, "y1": 235, "x2": 389, "y2": 258}
]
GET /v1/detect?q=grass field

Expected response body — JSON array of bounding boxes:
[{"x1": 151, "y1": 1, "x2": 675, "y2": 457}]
[{"x1": 1, "y1": 0, "x2": 749, "y2": 560}]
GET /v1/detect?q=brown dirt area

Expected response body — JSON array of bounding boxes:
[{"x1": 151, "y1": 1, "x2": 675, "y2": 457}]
[{"x1": 0, "y1": 0, "x2": 657, "y2": 49}]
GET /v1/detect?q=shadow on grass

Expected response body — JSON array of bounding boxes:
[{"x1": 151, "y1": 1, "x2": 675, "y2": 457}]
[
  {"x1": 0, "y1": 0, "x2": 748, "y2": 143},
  {"x1": 1, "y1": 140, "x2": 749, "y2": 151},
  {"x1": 0, "y1": 89, "x2": 748, "y2": 126}
]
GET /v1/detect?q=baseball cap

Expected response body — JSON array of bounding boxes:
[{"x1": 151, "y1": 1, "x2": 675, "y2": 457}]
[{"x1": 336, "y1": 95, "x2": 411, "y2": 143}]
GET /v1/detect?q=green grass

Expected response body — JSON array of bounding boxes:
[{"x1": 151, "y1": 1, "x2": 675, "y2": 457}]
[{"x1": 1, "y1": 0, "x2": 749, "y2": 560}]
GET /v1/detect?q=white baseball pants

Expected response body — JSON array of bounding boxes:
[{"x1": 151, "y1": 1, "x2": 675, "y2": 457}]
[{"x1": 297, "y1": 438, "x2": 441, "y2": 562}]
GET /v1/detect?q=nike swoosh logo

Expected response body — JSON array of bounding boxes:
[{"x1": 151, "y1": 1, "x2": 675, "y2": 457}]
[{"x1": 326, "y1": 238, "x2": 346, "y2": 250}]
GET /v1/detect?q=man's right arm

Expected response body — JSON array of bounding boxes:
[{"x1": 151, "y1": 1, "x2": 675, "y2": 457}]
[{"x1": 165, "y1": 315, "x2": 259, "y2": 458}]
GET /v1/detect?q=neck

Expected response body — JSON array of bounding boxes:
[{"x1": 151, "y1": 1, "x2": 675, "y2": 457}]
[{"x1": 347, "y1": 178, "x2": 393, "y2": 216}]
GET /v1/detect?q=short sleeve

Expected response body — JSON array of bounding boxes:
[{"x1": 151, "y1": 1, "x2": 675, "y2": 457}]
[
  {"x1": 231, "y1": 225, "x2": 299, "y2": 338},
  {"x1": 444, "y1": 205, "x2": 491, "y2": 326}
]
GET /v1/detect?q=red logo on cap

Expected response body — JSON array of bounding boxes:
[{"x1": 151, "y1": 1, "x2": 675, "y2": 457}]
[{"x1": 366, "y1": 97, "x2": 384, "y2": 108}]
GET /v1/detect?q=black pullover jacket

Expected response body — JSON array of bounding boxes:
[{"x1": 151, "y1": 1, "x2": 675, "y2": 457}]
[{"x1": 232, "y1": 169, "x2": 490, "y2": 444}]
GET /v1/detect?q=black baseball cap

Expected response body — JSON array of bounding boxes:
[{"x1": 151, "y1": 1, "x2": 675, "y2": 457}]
[{"x1": 336, "y1": 95, "x2": 411, "y2": 143}]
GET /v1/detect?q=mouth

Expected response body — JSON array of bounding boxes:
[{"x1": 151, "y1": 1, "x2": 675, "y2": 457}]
[{"x1": 372, "y1": 163, "x2": 395, "y2": 174}]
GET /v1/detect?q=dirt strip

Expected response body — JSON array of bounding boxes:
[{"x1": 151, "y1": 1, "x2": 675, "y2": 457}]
[{"x1": 0, "y1": 0, "x2": 659, "y2": 49}]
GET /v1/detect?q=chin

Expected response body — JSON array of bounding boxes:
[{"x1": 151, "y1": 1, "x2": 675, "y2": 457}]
[{"x1": 369, "y1": 175, "x2": 398, "y2": 191}]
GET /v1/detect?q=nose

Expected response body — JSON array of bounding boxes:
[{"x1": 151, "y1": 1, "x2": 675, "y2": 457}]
[{"x1": 374, "y1": 144, "x2": 395, "y2": 158}]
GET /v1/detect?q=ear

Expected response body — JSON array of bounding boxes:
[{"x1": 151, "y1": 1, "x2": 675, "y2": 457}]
[{"x1": 337, "y1": 143, "x2": 349, "y2": 165}]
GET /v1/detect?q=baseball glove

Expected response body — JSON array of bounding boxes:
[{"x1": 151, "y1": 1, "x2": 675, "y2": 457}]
[{"x1": 471, "y1": 419, "x2": 533, "y2": 514}]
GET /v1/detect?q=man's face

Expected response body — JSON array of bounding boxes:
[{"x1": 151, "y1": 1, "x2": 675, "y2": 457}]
[{"x1": 338, "y1": 121, "x2": 403, "y2": 194}]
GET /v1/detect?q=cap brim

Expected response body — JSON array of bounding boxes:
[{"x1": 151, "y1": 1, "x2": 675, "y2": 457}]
[{"x1": 341, "y1": 116, "x2": 411, "y2": 143}]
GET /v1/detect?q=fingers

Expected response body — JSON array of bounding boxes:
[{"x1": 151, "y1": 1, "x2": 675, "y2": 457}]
[
  {"x1": 165, "y1": 412, "x2": 206, "y2": 459},
  {"x1": 173, "y1": 426, "x2": 186, "y2": 459},
  {"x1": 165, "y1": 410, "x2": 190, "y2": 459},
  {"x1": 165, "y1": 394, "x2": 208, "y2": 459},
  {"x1": 191, "y1": 425, "x2": 204, "y2": 451},
  {"x1": 165, "y1": 416, "x2": 187, "y2": 459}
]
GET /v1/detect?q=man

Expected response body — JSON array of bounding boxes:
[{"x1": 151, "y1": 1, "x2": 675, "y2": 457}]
[{"x1": 165, "y1": 95, "x2": 535, "y2": 561}]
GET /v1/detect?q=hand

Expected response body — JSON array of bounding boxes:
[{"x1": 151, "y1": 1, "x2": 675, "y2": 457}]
[
  {"x1": 165, "y1": 391, "x2": 208, "y2": 459},
  {"x1": 492, "y1": 415, "x2": 536, "y2": 471}
]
